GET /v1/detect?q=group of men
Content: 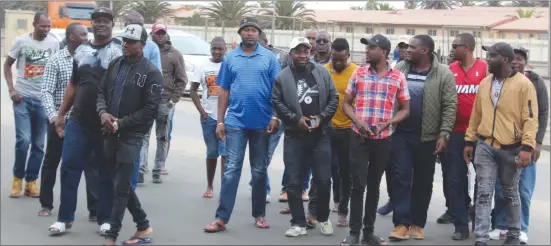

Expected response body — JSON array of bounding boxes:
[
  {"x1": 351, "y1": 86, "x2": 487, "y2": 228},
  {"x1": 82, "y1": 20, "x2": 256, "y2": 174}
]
[
  {"x1": 4, "y1": 8, "x2": 187, "y2": 245},
  {"x1": 3, "y1": 7, "x2": 549, "y2": 246},
  {"x1": 186, "y1": 16, "x2": 547, "y2": 246}
]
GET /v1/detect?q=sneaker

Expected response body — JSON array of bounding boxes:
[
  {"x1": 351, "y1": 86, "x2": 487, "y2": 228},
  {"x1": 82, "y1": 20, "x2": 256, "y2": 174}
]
[
  {"x1": 138, "y1": 172, "x2": 145, "y2": 184},
  {"x1": 279, "y1": 191, "x2": 288, "y2": 202},
  {"x1": 266, "y1": 195, "x2": 271, "y2": 203},
  {"x1": 10, "y1": 177, "x2": 23, "y2": 198},
  {"x1": 389, "y1": 225, "x2": 410, "y2": 241},
  {"x1": 152, "y1": 173, "x2": 163, "y2": 184},
  {"x1": 452, "y1": 229, "x2": 470, "y2": 240},
  {"x1": 88, "y1": 211, "x2": 97, "y2": 222},
  {"x1": 24, "y1": 180, "x2": 40, "y2": 197},
  {"x1": 519, "y1": 232, "x2": 528, "y2": 244},
  {"x1": 503, "y1": 236, "x2": 521, "y2": 245},
  {"x1": 409, "y1": 225, "x2": 424, "y2": 240},
  {"x1": 285, "y1": 225, "x2": 307, "y2": 237},
  {"x1": 301, "y1": 191, "x2": 309, "y2": 201},
  {"x1": 436, "y1": 211, "x2": 454, "y2": 224},
  {"x1": 489, "y1": 229, "x2": 507, "y2": 240},
  {"x1": 377, "y1": 201, "x2": 393, "y2": 216},
  {"x1": 99, "y1": 223, "x2": 110, "y2": 236},
  {"x1": 319, "y1": 220, "x2": 333, "y2": 235}
]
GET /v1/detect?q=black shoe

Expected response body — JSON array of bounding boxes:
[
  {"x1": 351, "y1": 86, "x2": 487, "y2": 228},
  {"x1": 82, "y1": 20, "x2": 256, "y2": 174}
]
[
  {"x1": 152, "y1": 173, "x2": 163, "y2": 184},
  {"x1": 503, "y1": 237, "x2": 521, "y2": 245},
  {"x1": 361, "y1": 233, "x2": 386, "y2": 246},
  {"x1": 341, "y1": 235, "x2": 359, "y2": 246},
  {"x1": 468, "y1": 204, "x2": 474, "y2": 223},
  {"x1": 138, "y1": 172, "x2": 145, "y2": 184},
  {"x1": 474, "y1": 241, "x2": 487, "y2": 246},
  {"x1": 452, "y1": 230, "x2": 469, "y2": 240},
  {"x1": 437, "y1": 211, "x2": 454, "y2": 224},
  {"x1": 88, "y1": 211, "x2": 97, "y2": 222}
]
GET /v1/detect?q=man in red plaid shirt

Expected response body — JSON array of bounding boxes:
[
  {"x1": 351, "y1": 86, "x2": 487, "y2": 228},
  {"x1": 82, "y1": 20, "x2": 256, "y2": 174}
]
[{"x1": 340, "y1": 34, "x2": 410, "y2": 246}]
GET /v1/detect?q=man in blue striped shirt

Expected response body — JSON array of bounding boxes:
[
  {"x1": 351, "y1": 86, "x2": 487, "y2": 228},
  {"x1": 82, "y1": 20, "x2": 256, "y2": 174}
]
[{"x1": 203, "y1": 17, "x2": 281, "y2": 233}]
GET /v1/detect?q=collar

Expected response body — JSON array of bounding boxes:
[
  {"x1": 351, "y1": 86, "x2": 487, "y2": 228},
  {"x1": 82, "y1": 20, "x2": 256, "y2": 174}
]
[
  {"x1": 61, "y1": 47, "x2": 71, "y2": 58},
  {"x1": 367, "y1": 61, "x2": 392, "y2": 74},
  {"x1": 235, "y1": 42, "x2": 264, "y2": 57}
]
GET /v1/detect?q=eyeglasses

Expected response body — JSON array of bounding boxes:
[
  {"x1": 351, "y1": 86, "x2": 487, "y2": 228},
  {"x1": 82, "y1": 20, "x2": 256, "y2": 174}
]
[{"x1": 316, "y1": 39, "x2": 330, "y2": 44}]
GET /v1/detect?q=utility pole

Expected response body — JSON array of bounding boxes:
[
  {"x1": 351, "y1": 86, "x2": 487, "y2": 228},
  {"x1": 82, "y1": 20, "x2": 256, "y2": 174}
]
[{"x1": 271, "y1": 8, "x2": 275, "y2": 46}]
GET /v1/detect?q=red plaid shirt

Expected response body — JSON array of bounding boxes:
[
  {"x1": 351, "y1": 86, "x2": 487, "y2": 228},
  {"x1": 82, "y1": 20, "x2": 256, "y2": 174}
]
[{"x1": 345, "y1": 64, "x2": 410, "y2": 139}]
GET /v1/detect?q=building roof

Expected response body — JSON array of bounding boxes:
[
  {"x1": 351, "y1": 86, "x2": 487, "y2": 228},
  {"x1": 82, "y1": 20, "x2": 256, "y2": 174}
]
[{"x1": 492, "y1": 17, "x2": 549, "y2": 32}]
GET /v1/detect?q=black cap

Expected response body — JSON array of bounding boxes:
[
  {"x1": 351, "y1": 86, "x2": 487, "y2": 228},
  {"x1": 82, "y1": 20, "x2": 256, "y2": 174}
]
[
  {"x1": 482, "y1": 42, "x2": 514, "y2": 62},
  {"x1": 360, "y1": 34, "x2": 391, "y2": 52},
  {"x1": 91, "y1": 7, "x2": 114, "y2": 21},
  {"x1": 511, "y1": 44, "x2": 529, "y2": 60},
  {"x1": 238, "y1": 17, "x2": 261, "y2": 34}
]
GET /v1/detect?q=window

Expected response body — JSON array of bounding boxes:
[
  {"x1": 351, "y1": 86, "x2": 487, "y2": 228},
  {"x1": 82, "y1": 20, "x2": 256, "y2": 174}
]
[
  {"x1": 529, "y1": 33, "x2": 535, "y2": 38},
  {"x1": 167, "y1": 36, "x2": 211, "y2": 56},
  {"x1": 407, "y1": 29, "x2": 415, "y2": 35},
  {"x1": 518, "y1": 33, "x2": 523, "y2": 39},
  {"x1": 539, "y1": 33, "x2": 549, "y2": 40},
  {"x1": 500, "y1": 32, "x2": 506, "y2": 39},
  {"x1": 16, "y1": 19, "x2": 27, "y2": 29},
  {"x1": 365, "y1": 27, "x2": 372, "y2": 34},
  {"x1": 67, "y1": 6, "x2": 94, "y2": 20},
  {"x1": 449, "y1": 30, "x2": 459, "y2": 37},
  {"x1": 346, "y1": 26, "x2": 353, "y2": 33},
  {"x1": 386, "y1": 28, "x2": 394, "y2": 35},
  {"x1": 472, "y1": 31, "x2": 481, "y2": 38},
  {"x1": 428, "y1": 29, "x2": 437, "y2": 36}
]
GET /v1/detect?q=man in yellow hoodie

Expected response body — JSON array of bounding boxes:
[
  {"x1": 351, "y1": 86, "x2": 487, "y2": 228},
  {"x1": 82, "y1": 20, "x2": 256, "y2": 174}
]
[{"x1": 463, "y1": 42, "x2": 538, "y2": 246}]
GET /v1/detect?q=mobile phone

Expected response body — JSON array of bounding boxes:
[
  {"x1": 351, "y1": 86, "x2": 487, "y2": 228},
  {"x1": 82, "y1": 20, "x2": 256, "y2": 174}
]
[
  {"x1": 309, "y1": 119, "x2": 317, "y2": 127},
  {"x1": 369, "y1": 125, "x2": 378, "y2": 134}
]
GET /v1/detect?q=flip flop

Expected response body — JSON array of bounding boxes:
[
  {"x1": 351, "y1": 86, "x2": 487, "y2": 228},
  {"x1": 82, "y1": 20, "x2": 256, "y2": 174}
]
[
  {"x1": 121, "y1": 236, "x2": 152, "y2": 245},
  {"x1": 255, "y1": 217, "x2": 270, "y2": 229},
  {"x1": 279, "y1": 208, "x2": 291, "y2": 214},
  {"x1": 204, "y1": 221, "x2": 226, "y2": 233},
  {"x1": 202, "y1": 191, "x2": 213, "y2": 199}
]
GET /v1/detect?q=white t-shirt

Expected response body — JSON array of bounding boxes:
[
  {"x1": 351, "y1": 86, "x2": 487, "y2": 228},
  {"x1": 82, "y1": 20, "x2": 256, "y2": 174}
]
[{"x1": 195, "y1": 60, "x2": 223, "y2": 120}]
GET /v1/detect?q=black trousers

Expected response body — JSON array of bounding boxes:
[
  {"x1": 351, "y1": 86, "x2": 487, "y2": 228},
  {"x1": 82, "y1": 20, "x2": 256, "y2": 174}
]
[
  {"x1": 348, "y1": 133, "x2": 391, "y2": 236},
  {"x1": 104, "y1": 135, "x2": 149, "y2": 240},
  {"x1": 383, "y1": 156, "x2": 394, "y2": 202},
  {"x1": 284, "y1": 130, "x2": 331, "y2": 227},
  {"x1": 39, "y1": 123, "x2": 99, "y2": 215},
  {"x1": 331, "y1": 128, "x2": 352, "y2": 215}
]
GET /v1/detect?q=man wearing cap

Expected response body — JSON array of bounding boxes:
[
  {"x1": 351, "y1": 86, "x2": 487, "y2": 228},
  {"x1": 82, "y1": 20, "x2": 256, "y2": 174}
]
[
  {"x1": 203, "y1": 17, "x2": 281, "y2": 232},
  {"x1": 340, "y1": 34, "x2": 410, "y2": 246},
  {"x1": 390, "y1": 37, "x2": 409, "y2": 68},
  {"x1": 488, "y1": 45, "x2": 548, "y2": 245},
  {"x1": 463, "y1": 42, "x2": 538, "y2": 246},
  {"x1": 389, "y1": 35, "x2": 457, "y2": 241},
  {"x1": 50, "y1": 7, "x2": 121, "y2": 236},
  {"x1": 97, "y1": 24, "x2": 161, "y2": 245},
  {"x1": 272, "y1": 36, "x2": 339, "y2": 237}
]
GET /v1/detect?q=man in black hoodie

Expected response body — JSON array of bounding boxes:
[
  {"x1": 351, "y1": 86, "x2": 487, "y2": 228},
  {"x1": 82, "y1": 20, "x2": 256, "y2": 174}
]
[{"x1": 96, "y1": 24, "x2": 162, "y2": 245}]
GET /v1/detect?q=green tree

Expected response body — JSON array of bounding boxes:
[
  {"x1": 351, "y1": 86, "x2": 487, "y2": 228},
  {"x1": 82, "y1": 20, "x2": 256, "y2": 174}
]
[
  {"x1": 259, "y1": 1, "x2": 316, "y2": 30},
  {"x1": 95, "y1": 1, "x2": 129, "y2": 17},
  {"x1": 458, "y1": 1, "x2": 475, "y2": 7},
  {"x1": 419, "y1": 1, "x2": 457, "y2": 9},
  {"x1": 123, "y1": 0, "x2": 173, "y2": 24},
  {"x1": 404, "y1": 0, "x2": 418, "y2": 9},
  {"x1": 511, "y1": 8, "x2": 544, "y2": 18},
  {"x1": 200, "y1": 0, "x2": 254, "y2": 27},
  {"x1": 183, "y1": 12, "x2": 205, "y2": 26},
  {"x1": 484, "y1": 1, "x2": 503, "y2": 7}
]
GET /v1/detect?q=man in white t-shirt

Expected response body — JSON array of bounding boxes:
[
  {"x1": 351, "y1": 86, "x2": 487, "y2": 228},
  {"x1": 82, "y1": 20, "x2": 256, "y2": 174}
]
[{"x1": 190, "y1": 37, "x2": 227, "y2": 199}]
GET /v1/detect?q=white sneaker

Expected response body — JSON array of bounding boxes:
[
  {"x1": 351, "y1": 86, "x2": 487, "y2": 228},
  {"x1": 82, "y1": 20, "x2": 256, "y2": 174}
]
[
  {"x1": 489, "y1": 229, "x2": 507, "y2": 240},
  {"x1": 266, "y1": 195, "x2": 271, "y2": 203},
  {"x1": 285, "y1": 225, "x2": 307, "y2": 237},
  {"x1": 99, "y1": 223, "x2": 110, "y2": 236},
  {"x1": 319, "y1": 220, "x2": 333, "y2": 235},
  {"x1": 519, "y1": 231, "x2": 528, "y2": 244}
]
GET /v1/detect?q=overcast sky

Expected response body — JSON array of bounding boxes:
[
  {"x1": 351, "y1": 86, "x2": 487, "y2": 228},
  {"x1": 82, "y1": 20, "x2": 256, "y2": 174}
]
[{"x1": 170, "y1": 1, "x2": 404, "y2": 10}]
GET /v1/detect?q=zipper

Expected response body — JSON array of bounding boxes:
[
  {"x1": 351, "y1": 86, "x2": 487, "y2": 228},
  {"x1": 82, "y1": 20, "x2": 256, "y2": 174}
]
[{"x1": 489, "y1": 77, "x2": 506, "y2": 146}]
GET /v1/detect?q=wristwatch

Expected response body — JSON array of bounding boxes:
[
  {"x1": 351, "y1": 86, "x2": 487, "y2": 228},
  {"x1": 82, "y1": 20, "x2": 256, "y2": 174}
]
[{"x1": 444, "y1": 134, "x2": 450, "y2": 141}]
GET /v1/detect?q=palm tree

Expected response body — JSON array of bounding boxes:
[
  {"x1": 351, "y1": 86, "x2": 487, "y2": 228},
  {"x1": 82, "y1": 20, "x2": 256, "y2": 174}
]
[
  {"x1": 259, "y1": 1, "x2": 316, "y2": 30},
  {"x1": 511, "y1": 8, "x2": 544, "y2": 18},
  {"x1": 95, "y1": 1, "x2": 129, "y2": 17},
  {"x1": 510, "y1": 1, "x2": 549, "y2": 7},
  {"x1": 200, "y1": 0, "x2": 254, "y2": 27},
  {"x1": 419, "y1": 1, "x2": 457, "y2": 9},
  {"x1": 365, "y1": 0, "x2": 378, "y2": 10},
  {"x1": 183, "y1": 12, "x2": 205, "y2": 26},
  {"x1": 458, "y1": 1, "x2": 475, "y2": 7},
  {"x1": 123, "y1": 0, "x2": 173, "y2": 23},
  {"x1": 484, "y1": 1, "x2": 503, "y2": 7},
  {"x1": 351, "y1": 1, "x2": 395, "y2": 11},
  {"x1": 404, "y1": 0, "x2": 418, "y2": 9},
  {"x1": 377, "y1": 3, "x2": 395, "y2": 10}
]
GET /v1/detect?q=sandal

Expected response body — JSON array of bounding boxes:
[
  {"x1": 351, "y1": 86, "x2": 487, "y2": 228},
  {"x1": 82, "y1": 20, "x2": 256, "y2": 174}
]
[
  {"x1": 204, "y1": 220, "x2": 226, "y2": 233},
  {"x1": 122, "y1": 236, "x2": 153, "y2": 245},
  {"x1": 49, "y1": 221, "x2": 73, "y2": 235},
  {"x1": 38, "y1": 208, "x2": 52, "y2": 217},
  {"x1": 341, "y1": 235, "x2": 360, "y2": 246},
  {"x1": 254, "y1": 217, "x2": 270, "y2": 229},
  {"x1": 361, "y1": 234, "x2": 387, "y2": 246},
  {"x1": 202, "y1": 191, "x2": 213, "y2": 199},
  {"x1": 332, "y1": 203, "x2": 339, "y2": 213},
  {"x1": 279, "y1": 207, "x2": 291, "y2": 214},
  {"x1": 337, "y1": 214, "x2": 348, "y2": 227}
]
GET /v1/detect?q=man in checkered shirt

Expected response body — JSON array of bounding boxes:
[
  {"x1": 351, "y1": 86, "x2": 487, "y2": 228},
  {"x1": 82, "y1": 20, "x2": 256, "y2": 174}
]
[
  {"x1": 341, "y1": 34, "x2": 410, "y2": 245},
  {"x1": 38, "y1": 23, "x2": 100, "y2": 221}
]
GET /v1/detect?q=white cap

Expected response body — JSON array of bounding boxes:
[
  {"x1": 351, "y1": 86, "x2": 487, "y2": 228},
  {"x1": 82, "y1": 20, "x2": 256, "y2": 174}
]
[
  {"x1": 289, "y1": 37, "x2": 311, "y2": 50},
  {"x1": 119, "y1": 24, "x2": 147, "y2": 41}
]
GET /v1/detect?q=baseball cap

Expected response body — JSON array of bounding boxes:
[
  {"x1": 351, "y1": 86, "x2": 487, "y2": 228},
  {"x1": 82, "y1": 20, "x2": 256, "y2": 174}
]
[
  {"x1": 511, "y1": 44, "x2": 529, "y2": 60},
  {"x1": 119, "y1": 24, "x2": 147, "y2": 42},
  {"x1": 289, "y1": 37, "x2": 312, "y2": 50},
  {"x1": 482, "y1": 42, "x2": 514, "y2": 61},
  {"x1": 397, "y1": 36, "x2": 409, "y2": 48},
  {"x1": 91, "y1": 7, "x2": 114, "y2": 20},
  {"x1": 360, "y1": 34, "x2": 391, "y2": 51},
  {"x1": 152, "y1": 23, "x2": 168, "y2": 34},
  {"x1": 238, "y1": 17, "x2": 262, "y2": 34}
]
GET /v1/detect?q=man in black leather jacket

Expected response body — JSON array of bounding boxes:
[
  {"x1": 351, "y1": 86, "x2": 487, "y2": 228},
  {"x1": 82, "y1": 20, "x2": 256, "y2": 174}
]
[{"x1": 96, "y1": 24, "x2": 162, "y2": 245}]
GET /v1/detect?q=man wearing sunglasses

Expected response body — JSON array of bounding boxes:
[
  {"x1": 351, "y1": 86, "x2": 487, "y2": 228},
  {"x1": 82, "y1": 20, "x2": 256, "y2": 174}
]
[{"x1": 311, "y1": 30, "x2": 332, "y2": 65}]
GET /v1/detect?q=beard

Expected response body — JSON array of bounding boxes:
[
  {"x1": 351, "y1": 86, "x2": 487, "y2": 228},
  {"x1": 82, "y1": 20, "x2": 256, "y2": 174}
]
[{"x1": 488, "y1": 63, "x2": 502, "y2": 74}]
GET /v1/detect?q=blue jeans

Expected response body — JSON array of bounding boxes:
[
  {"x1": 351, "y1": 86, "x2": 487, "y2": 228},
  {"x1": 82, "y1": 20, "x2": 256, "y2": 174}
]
[
  {"x1": 216, "y1": 127, "x2": 271, "y2": 223},
  {"x1": 248, "y1": 122, "x2": 284, "y2": 195},
  {"x1": 168, "y1": 105, "x2": 175, "y2": 141},
  {"x1": 493, "y1": 162, "x2": 536, "y2": 232},
  {"x1": 201, "y1": 117, "x2": 227, "y2": 158},
  {"x1": 57, "y1": 120, "x2": 113, "y2": 224},
  {"x1": 12, "y1": 97, "x2": 48, "y2": 181}
]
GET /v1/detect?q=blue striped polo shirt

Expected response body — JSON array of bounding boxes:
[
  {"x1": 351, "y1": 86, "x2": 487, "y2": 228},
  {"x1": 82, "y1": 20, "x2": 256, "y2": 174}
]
[{"x1": 216, "y1": 43, "x2": 281, "y2": 130}]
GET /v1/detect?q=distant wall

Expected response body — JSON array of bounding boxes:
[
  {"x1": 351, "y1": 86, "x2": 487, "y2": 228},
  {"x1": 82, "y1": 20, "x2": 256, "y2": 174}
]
[{"x1": 3, "y1": 10, "x2": 35, "y2": 56}]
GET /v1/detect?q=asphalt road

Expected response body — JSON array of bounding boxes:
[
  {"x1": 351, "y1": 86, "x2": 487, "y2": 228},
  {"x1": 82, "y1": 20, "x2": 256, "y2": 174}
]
[{"x1": 1, "y1": 61, "x2": 550, "y2": 245}]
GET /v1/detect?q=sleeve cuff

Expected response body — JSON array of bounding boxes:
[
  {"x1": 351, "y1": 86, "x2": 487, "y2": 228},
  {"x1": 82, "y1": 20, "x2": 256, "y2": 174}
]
[
  {"x1": 536, "y1": 140, "x2": 543, "y2": 145},
  {"x1": 521, "y1": 145, "x2": 534, "y2": 152},
  {"x1": 98, "y1": 109, "x2": 107, "y2": 118}
]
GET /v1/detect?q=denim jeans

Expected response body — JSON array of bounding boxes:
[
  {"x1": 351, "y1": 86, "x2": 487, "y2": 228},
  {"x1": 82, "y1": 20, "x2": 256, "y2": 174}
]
[
  {"x1": 391, "y1": 130, "x2": 437, "y2": 228},
  {"x1": 493, "y1": 162, "x2": 535, "y2": 233},
  {"x1": 12, "y1": 97, "x2": 48, "y2": 181},
  {"x1": 168, "y1": 104, "x2": 175, "y2": 141},
  {"x1": 201, "y1": 117, "x2": 227, "y2": 158},
  {"x1": 57, "y1": 120, "x2": 113, "y2": 225},
  {"x1": 473, "y1": 140, "x2": 522, "y2": 243},
  {"x1": 440, "y1": 132, "x2": 471, "y2": 231},
  {"x1": 215, "y1": 127, "x2": 271, "y2": 223},
  {"x1": 284, "y1": 130, "x2": 331, "y2": 227},
  {"x1": 248, "y1": 121, "x2": 284, "y2": 195}
]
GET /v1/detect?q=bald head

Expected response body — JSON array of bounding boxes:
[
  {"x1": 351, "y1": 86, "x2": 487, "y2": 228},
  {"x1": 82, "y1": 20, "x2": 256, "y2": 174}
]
[
  {"x1": 304, "y1": 28, "x2": 317, "y2": 52},
  {"x1": 124, "y1": 11, "x2": 144, "y2": 26}
]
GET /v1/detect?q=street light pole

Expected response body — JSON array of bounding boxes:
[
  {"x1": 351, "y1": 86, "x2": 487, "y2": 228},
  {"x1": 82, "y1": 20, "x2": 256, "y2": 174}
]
[{"x1": 271, "y1": 8, "x2": 276, "y2": 45}]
